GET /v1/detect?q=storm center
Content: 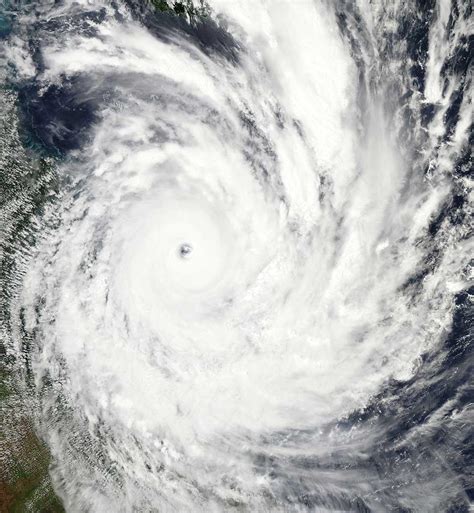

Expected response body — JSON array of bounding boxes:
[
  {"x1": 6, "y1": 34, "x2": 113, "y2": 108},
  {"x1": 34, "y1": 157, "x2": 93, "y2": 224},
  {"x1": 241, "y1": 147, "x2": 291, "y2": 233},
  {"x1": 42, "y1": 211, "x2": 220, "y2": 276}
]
[{"x1": 179, "y1": 243, "x2": 193, "y2": 259}]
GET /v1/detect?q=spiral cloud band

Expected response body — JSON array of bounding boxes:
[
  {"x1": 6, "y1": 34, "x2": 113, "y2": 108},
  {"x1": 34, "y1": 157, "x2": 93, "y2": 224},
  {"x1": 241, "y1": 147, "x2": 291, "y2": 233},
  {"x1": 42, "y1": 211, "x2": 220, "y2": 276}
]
[{"x1": 2, "y1": 0, "x2": 472, "y2": 511}]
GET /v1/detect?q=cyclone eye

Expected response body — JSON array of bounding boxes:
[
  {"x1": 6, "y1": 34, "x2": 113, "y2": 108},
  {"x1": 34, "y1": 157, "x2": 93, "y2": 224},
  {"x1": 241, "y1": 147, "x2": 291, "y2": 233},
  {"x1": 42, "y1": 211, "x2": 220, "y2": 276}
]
[{"x1": 179, "y1": 243, "x2": 193, "y2": 259}]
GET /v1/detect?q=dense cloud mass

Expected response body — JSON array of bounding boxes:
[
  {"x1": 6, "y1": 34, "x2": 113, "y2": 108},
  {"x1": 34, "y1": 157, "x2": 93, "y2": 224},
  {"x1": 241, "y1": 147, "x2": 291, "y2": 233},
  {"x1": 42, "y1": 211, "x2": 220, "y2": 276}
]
[{"x1": 1, "y1": 1, "x2": 472, "y2": 512}]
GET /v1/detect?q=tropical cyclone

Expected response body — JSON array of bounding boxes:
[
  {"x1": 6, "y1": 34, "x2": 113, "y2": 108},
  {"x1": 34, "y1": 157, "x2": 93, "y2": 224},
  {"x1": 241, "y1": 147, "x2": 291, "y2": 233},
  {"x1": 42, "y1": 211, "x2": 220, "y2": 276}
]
[{"x1": 3, "y1": 0, "x2": 472, "y2": 512}]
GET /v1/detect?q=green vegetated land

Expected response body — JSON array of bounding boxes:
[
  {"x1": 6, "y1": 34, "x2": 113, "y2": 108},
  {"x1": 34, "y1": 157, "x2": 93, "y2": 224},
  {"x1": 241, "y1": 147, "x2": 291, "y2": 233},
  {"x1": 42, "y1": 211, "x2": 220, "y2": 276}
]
[
  {"x1": 0, "y1": 397, "x2": 65, "y2": 513},
  {"x1": 0, "y1": 88, "x2": 63, "y2": 512}
]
